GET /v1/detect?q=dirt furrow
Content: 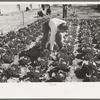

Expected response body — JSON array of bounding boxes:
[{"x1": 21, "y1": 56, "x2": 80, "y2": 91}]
[{"x1": 67, "y1": 22, "x2": 83, "y2": 82}]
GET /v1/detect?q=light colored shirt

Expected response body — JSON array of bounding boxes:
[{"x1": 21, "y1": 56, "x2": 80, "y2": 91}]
[
  {"x1": 40, "y1": 8, "x2": 46, "y2": 15},
  {"x1": 48, "y1": 18, "x2": 66, "y2": 51}
]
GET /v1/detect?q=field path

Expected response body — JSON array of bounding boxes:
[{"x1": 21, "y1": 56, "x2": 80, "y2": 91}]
[{"x1": 67, "y1": 21, "x2": 83, "y2": 82}]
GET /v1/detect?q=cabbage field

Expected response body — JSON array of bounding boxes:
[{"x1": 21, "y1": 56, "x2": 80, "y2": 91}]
[{"x1": 0, "y1": 16, "x2": 100, "y2": 82}]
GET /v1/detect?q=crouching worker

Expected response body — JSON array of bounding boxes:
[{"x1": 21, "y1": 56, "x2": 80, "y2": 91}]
[{"x1": 41, "y1": 18, "x2": 68, "y2": 53}]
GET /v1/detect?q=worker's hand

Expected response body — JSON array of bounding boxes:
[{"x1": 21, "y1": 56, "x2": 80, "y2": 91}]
[{"x1": 49, "y1": 51, "x2": 57, "y2": 61}]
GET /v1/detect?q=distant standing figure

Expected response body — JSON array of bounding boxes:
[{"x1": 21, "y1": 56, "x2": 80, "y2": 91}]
[
  {"x1": 46, "y1": 6, "x2": 51, "y2": 15},
  {"x1": 42, "y1": 18, "x2": 68, "y2": 52},
  {"x1": 37, "y1": 5, "x2": 46, "y2": 17}
]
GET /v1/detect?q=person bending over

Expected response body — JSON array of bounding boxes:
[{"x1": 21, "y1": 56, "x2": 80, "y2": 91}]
[{"x1": 42, "y1": 18, "x2": 68, "y2": 52}]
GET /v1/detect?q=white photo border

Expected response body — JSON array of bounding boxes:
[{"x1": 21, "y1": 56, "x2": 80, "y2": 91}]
[{"x1": 0, "y1": 1, "x2": 100, "y2": 99}]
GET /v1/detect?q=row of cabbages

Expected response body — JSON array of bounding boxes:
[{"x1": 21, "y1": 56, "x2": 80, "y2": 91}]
[
  {"x1": 75, "y1": 19, "x2": 100, "y2": 82},
  {"x1": 0, "y1": 18, "x2": 49, "y2": 82}
]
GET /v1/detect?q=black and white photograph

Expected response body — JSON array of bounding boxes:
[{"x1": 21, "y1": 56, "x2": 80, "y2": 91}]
[{"x1": 1, "y1": 3, "x2": 100, "y2": 83}]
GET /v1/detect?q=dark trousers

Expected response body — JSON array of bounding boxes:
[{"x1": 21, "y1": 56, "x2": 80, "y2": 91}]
[
  {"x1": 42, "y1": 21, "x2": 50, "y2": 49},
  {"x1": 42, "y1": 21, "x2": 63, "y2": 50}
]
